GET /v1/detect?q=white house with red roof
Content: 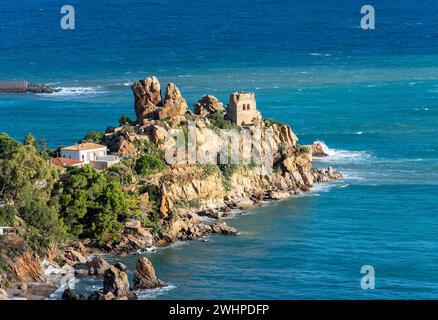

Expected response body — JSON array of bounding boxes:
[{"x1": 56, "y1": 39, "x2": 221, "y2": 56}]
[
  {"x1": 60, "y1": 143, "x2": 108, "y2": 164},
  {"x1": 59, "y1": 143, "x2": 120, "y2": 170}
]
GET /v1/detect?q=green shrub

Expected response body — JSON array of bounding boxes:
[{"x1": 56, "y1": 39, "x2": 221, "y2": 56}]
[
  {"x1": 135, "y1": 155, "x2": 165, "y2": 177},
  {"x1": 79, "y1": 131, "x2": 105, "y2": 144},
  {"x1": 263, "y1": 118, "x2": 284, "y2": 127},
  {"x1": 119, "y1": 113, "x2": 134, "y2": 126},
  {"x1": 207, "y1": 111, "x2": 238, "y2": 131},
  {"x1": 298, "y1": 145, "x2": 312, "y2": 154},
  {"x1": 198, "y1": 164, "x2": 220, "y2": 179},
  {"x1": 218, "y1": 164, "x2": 238, "y2": 191}
]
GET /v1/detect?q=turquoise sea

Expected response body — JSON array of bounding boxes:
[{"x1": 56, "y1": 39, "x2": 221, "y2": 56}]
[{"x1": 1, "y1": 0, "x2": 438, "y2": 299}]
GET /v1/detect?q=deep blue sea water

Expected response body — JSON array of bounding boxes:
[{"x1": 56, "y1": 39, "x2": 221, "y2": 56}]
[{"x1": 1, "y1": 0, "x2": 438, "y2": 299}]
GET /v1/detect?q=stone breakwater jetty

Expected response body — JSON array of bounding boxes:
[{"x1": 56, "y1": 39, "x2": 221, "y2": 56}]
[{"x1": 0, "y1": 81, "x2": 59, "y2": 93}]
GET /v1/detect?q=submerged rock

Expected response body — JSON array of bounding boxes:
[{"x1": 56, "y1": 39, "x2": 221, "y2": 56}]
[{"x1": 133, "y1": 257, "x2": 165, "y2": 290}]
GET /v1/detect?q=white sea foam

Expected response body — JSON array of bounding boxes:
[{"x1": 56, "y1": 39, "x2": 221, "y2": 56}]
[
  {"x1": 135, "y1": 284, "x2": 177, "y2": 300},
  {"x1": 43, "y1": 260, "x2": 76, "y2": 300},
  {"x1": 310, "y1": 53, "x2": 332, "y2": 57},
  {"x1": 313, "y1": 140, "x2": 370, "y2": 163},
  {"x1": 38, "y1": 86, "x2": 105, "y2": 97}
]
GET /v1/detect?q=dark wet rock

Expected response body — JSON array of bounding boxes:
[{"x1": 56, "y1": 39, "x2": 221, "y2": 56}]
[
  {"x1": 114, "y1": 262, "x2": 127, "y2": 272},
  {"x1": 62, "y1": 287, "x2": 88, "y2": 300}
]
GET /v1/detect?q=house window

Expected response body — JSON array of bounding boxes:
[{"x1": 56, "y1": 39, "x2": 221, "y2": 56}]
[{"x1": 247, "y1": 104, "x2": 251, "y2": 110}]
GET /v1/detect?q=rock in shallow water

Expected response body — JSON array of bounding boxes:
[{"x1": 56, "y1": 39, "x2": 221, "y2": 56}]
[
  {"x1": 133, "y1": 257, "x2": 165, "y2": 290},
  {"x1": 88, "y1": 256, "x2": 111, "y2": 276},
  {"x1": 103, "y1": 266, "x2": 136, "y2": 299}
]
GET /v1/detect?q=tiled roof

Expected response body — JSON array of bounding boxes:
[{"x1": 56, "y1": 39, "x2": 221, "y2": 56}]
[
  {"x1": 50, "y1": 157, "x2": 83, "y2": 166},
  {"x1": 61, "y1": 143, "x2": 107, "y2": 151}
]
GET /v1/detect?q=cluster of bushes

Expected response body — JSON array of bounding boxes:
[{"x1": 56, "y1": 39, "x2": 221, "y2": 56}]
[
  {"x1": 0, "y1": 133, "x2": 143, "y2": 254},
  {"x1": 79, "y1": 130, "x2": 105, "y2": 144},
  {"x1": 134, "y1": 141, "x2": 165, "y2": 177},
  {"x1": 59, "y1": 166, "x2": 136, "y2": 243},
  {"x1": 0, "y1": 133, "x2": 66, "y2": 254},
  {"x1": 206, "y1": 111, "x2": 239, "y2": 132}
]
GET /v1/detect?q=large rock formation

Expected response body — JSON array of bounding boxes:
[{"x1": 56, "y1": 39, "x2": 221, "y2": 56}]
[
  {"x1": 133, "y1": 257, "x2": 165, "y2": 289},
  {"x1": 131, "y1": 77, "x2": 188, "y2": 122},
  {"x1": 103, "y1": 265, "x2": 136, "y2": 299},
  {"x1": 158, "y1": 83, "x2": 188, "y2": 120},
  {"x1": 194, "y1": 95, "x2": 224, "y2": 117},
  {"x1": 131, "y1": 76, "x2": 162, "y2": 120}
]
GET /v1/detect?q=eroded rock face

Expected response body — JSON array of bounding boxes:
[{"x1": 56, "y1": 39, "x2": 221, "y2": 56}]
[
  {"x1": 312, "y1": 166, "x2": 342, "y2": 182},
  {"x1": 194, "y1": 95, "x2": 224, "y2": 117},
  {"x1": 132, "y1": 76, "x2": 162, "y2": 120},
  {"x1": 133, "y1": 257, "x2": 165, "y2": 290},
  {"x1": 211, "y1": 223, "x2": 238, "y2": 235},
  {"x1": 64, "y1": 248, "x2": 87, "y2": 266},
  {"x1": 103, "y1": 266, "x2": 135, "y2": 299},
  {"x1": 0, "y1": 235, "x2": 45, "y2": 283},
  {"x1": 88, "y1": 257, "x2": 111, "y2": 276},
  {"x1": 158, "y1": 83, "x2": 188, "y2": 120},
  {"x1": 312, "y1": 142, "x2": 328, "y2": 157}
]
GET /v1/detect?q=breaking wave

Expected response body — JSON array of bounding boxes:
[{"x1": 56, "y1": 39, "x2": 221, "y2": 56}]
[
  {"x1": 38, "y1": 86, "x2": 106, "y2": 97},
  {"x1": 313, "y1": 140, "x2": 370, "y2": 163},
  {"x1": 136, "y1": 283, "x2": 177, "y2": 300}
]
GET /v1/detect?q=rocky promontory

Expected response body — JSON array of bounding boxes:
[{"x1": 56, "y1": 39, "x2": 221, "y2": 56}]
[{"x1": 0, "y1": 76, "x2": 342, "y2": 299}]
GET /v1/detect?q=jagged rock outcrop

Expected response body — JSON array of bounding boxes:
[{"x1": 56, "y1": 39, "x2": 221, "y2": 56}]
[
  {"x1": 88, "y1": 256, "x2": 111, "y2": 276},
  {"x1": 194, "y1": 95, "x2": 224, "y2": 116},
  {"x1": 132, "y1": 76, "x2": 162, "y2": 120},
  {"x1": 312, "y1": 142, "x2": 328, "y2": 157},
  {"x1": 133, "y1": 257, "x2": 165, "y2": 290},
  {"x1": 312, "y1": 166, "x2": 342, "y2": 182},
  {"x1": 158, "y1": 83, "x2": 188, "y2": 120},
  {"x1": 64, "y1": 248, "x2": 87, "y2": 266},
  {"x1": 103, "y1": 265, "x2": 136, "y2": 299},
  {"x1": 112, "y1": 222, "x2": 154, "y2": 254}
]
